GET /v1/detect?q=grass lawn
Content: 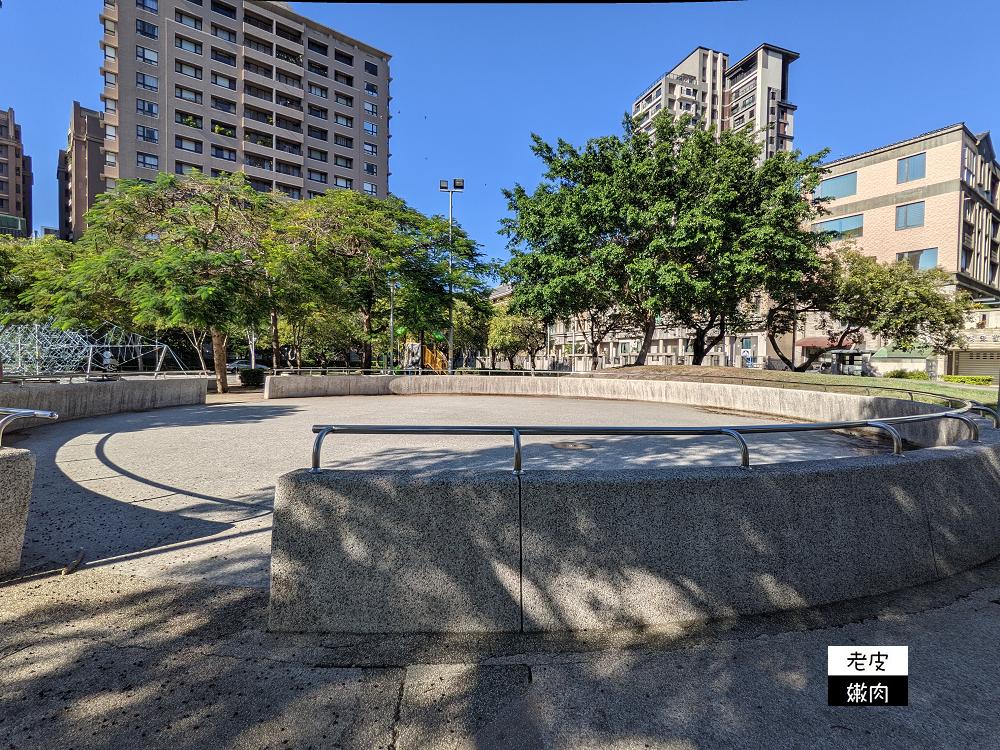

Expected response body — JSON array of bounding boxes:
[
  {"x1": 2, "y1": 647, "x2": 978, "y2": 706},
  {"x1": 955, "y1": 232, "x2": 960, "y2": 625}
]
[{"x1": 601, "y1": 365, "x2": 999, "y2": 410}]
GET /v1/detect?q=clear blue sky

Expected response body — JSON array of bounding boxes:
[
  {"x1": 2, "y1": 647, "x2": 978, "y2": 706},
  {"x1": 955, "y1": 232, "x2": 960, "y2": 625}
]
[{"x1": 2, "y1": 0, "x2": 997, "y2": 263}]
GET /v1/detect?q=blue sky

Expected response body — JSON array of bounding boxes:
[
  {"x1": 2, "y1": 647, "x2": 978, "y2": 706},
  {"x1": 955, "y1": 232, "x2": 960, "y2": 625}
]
[{"x1": 2, "y1": 0, "x2": 997, "y2": 263}]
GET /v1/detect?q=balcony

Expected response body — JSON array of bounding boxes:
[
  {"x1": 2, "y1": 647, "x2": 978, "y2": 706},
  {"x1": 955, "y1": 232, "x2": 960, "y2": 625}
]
[
  {"x1": 963, "y1": 233, "x2": 976, "y2": 250},
  {"x1": 275, "y1": 26, "x2": 302, "y2": 45},
  {"x1": 276, "y1": 48, "x2": 302, "y2": 67}
]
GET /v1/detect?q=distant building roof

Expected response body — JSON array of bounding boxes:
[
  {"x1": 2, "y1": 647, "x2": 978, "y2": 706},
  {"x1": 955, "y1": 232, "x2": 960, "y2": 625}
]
[
  {"x1": 823, "y1": 123, "x2": 966, "y2": 167},
  {"x1": 489, "y1": 284, "x2": 512, "y2": 302}
]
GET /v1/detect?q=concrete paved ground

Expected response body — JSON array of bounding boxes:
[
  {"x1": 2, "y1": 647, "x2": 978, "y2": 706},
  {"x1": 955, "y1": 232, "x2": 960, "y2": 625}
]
[{"x1": 10, "y1": 395, "x2": 880, "y2": 590}]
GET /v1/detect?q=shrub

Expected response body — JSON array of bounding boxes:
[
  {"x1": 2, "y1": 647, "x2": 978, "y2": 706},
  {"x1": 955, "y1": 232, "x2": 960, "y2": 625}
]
[
  {"x1": 883, "y1": 369, "x2": 929, "y2": 380},
  {"x1": 942, "y1": 375, "x2": 994, "y2": 386},
  {"x1": 239, "y1": 367, "x2": 266, "y2": 387}
]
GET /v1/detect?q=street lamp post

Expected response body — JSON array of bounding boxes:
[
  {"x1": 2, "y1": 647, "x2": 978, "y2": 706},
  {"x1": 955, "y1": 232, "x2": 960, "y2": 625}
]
[
  {"x1": 439, "y1": 179, "x2": 464, "y2": 374},
  {"x1": 388, "y1": 272, "x2": 395, "y2": 373}
]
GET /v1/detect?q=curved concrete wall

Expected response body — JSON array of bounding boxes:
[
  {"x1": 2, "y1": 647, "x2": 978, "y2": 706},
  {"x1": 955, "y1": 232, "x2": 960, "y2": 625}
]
[
  {"x1": 264, "y1": 374, "x2": 966, "y2": 447},
  {"x1": 0, "y1": 377, "x2": 208, "y2": 435},
  {"x1": 0, "y1": 448, "x2": 35, "y2": 576},
  {"x1": 269, "y1": 431, "x2": 1000, "y2": 634}
]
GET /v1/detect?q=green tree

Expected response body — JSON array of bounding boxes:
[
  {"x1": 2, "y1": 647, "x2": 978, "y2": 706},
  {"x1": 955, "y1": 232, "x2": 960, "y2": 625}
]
[{"x1": 487, "y1": 302, "x2": 547, "y2": 371}]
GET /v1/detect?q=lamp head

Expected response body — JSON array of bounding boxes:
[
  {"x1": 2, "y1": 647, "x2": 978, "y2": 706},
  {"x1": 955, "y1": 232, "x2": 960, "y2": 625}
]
[
  {"x1": 453, "y1": 179, "x2": 464, "y2": 191},
  {"x1": 439, "y1": 180, "x2": 448, "y2": 191}
]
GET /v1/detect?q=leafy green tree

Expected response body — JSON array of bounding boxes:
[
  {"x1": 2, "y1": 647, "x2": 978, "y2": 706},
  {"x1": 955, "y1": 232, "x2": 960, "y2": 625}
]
[
  {"x1": 452, "y1": 296, "x2": 493, "y2": 368},
  {"x1": 488, "y1": 302, "x2": 547, "y2": 371}
]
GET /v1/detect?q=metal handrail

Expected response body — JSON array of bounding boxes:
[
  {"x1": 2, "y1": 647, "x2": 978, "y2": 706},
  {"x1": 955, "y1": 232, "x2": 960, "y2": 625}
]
[{"x1": 0, "y1": 408, "x2": 59, "y2": 444}]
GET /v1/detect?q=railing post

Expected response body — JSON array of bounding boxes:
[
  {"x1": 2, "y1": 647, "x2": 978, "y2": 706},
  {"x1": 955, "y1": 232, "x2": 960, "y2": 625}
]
[
  {"x1": 511, "y1": 428, "x2": 522, "y2": 475},
  {"x1": 310, "y1": 426, "x2": 335, "y2": 473},
  {"x1": 719, "y1": 428, "x2": 751, "y2": 468},
  {"x1": 866, "y1": 421, "x2": 903, "y2": 455},
  {"x1": 945, "y1": 413, "x2": 980, "y2": 442},
  {"x1": 968, "y1": 405, "x2": 1000, "y2": 428}
]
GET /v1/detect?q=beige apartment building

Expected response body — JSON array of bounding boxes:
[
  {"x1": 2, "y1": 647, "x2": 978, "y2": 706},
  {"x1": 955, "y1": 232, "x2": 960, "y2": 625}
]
[
  {"x1": 632, "y1": 47, "x2": 728, "y2": 137},
  {"x1": 57, "y1": 103, "x2": 107, "y2": 241},
  {"x1": 94, "y1": 0, "x2": 390, "y2": 206},
  {"x1": 0, "y1": 107, "x2": 34, "y2": 239}
]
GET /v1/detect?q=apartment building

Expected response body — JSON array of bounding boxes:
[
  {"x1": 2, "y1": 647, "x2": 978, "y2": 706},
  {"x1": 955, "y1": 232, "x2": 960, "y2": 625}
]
[
  {"x1": 96, "y1": 0, "x2": 390, "y2": 202},
  {"x1": 0, "y1": 107, "x2": 34, "y2": 238},
  {"x1": 57, "y1": 102, "x2": 107, "y2": 241},
  {"x1": 632, "y1": 43, "x2": 797, "y2": 160}
]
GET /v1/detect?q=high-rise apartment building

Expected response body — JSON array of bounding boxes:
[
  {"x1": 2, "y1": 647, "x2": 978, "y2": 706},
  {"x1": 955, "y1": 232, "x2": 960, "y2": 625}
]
[
  {"x1": 632, "y1": 43, "x2": 798, "y2": 161},
  {"x1": 58, "y1": 102, "x2": 107, "y2": 241},
  {"x1": 96, "y1": 0, "x2": 390, "y2": 201},
  {"x1": 0, "y1": 107, "x2": 33, "y2": 238}
]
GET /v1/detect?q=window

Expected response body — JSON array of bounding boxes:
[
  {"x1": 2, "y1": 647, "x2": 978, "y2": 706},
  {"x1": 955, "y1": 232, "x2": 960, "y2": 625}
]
[
  {"x1": 245, "y1": 60, "x2": 273, "y2": 78},
  {"x1": 307, "y1": 190, "x2": 324, "y2": 199},
  {"x1": 244, "y1": 130, "x2": 272, "y2": 147},
  {"x1": 897, "y1": 153, "x2": 927, "y2": 184},
  {"x1": 244, "y1": 12, "x2": 271, "y2": 32},
  {"x1": 308, "y1": 61, "x2": 329, "y2": 77},
  {"x1": 104, "y1": 71, "x2": 117, "y2": 89},
  {"x1": 175, "y1": 10, "x2": 201, "y2": 29},
  {"x1": 308, "y1": 126, "x2": 328, "y2": 141},
  {"x1": 276, "y1": 47, "x2": 302, "y2": 66},
  {"x1": 277, "y1": 93, "x2": 302, "y2": 110},
  {"x1": 245, "y1": 154, "x2": 273, "y2": 170},
  {"x1": 175, "y1": 36, "x2": 202, "y2": 54},
  {"x1": 104, "y1": 45, "x2": 117, "y2": 61},
  {"x1": 137, "y1": 125, "x2": 158, "y2": 143},
  {"x1": 310, "y1": 105, "x2": 329, "y2": 120},
  {"x1": 175, "y1": 135, "x2": 202, "y2": 153},
  {"x1": 897, "y1": 248, "x2": 938, "y2": 271},
  {"x1": 363, "y1": 142, "x2": 376, "y2": 156},
  {"x1": 245, "y1": 36, "x2": 273, "y2": 56},
  {"x1": 276, "y1": 139, "x2": 301, "y2": 155},
  {"x1": 363, "y1": 182, "x2": 377, "y2": 196},
  {"x1": 175, "y1": 111, "x2": 203, "y2": 129},
  {"x1": 364, "y1": 82, "x2": 377, "y2": 97},
  {"x1": 136, "y1": 72, "x2": 158, "y2": 91},
  {"x1": 136, "y1": 19, "x2": 158, "y2": 39},
  {"x1": 310, "y1": 83, "x2": 329, "y2": 99},
  {"x1": 333, "y1": 154, "x2": 352, "y2": 168},
  {"x1": 211, "y1": 121, "x2": 235, "y2": 137},
  {"x1": 248, "y1": 178, "x2": 271, "y2": 193},
  {"x1": 211, "y1": 24, "x2": 236, "y2": 42},
  {"x1": 331, "y1": 49, "x2": 353, "y2": 66},
  {"x1": 211, "y1": 96, "x2": 236, "y2": 113},
  {"x1": 277, "y1": 71, "x2": 302, "y2": 88},
  {"x1": 364, "y1": 101, "x2": 377, "y2": 116},
  {"x1": 277, "y1": 116, "x2": 302, "y2": 133},
  {"x1": 364, "y1": 61, "x2": 378, "y2": 76},
  {"x1": 333, "y1": 92, "x2": 353, "y2": 108},
  {"x1": 276, "y1": 184, "x2": 301, "y2": 199},
  {"x1": 137, "y1": 152, "x2": 159, "y2": 169},
  {"x1": 896, "y1": 201, "x2": 925, "y2": 230},
  {"x1": 308, "y1": 39, "x2": 328, "y2": 56},
  {"x1": 364, "y1": 121, "x2": 376, "y2": 136},
  {"x1": 817, "y1": 172, "x2": 857, "y2": 199},
  {"x1": 175, "y1": 162, "x2": 200, "y2": 175},
  {"x1": 136, "y1": 98, "x2": 158, "y2": 117},
  {"x1": 136, "y1": 0, "x2": 158, "y2": 11},
  {"x1": 813, "y1": 214, "x2": 863, "y2": 239},
  {"x1": 105, "y1": 124, "x2": 117, "y2": 140},
  {"x1": 175, "y1": 61, "x2": 202, "y2": 79},
  {"x1": 211, "y1": 169, "x2": 229, "y2": 178},
  {"x1": 275, "y1": 162, "x2": 301, "y2": 177},
  {"x1": 333, "y1": 134, "x2": 352, "y2": 148},
  {"x1": 136, "y1": 45, "x2": 158, "y2": 65},
  {"x1": 211, "y1": 144, "x2": 236, "y2": 161},
  {"x1": 212, "y1": 48, "x2": 236, "y2": 66},
  {"x1": 333, "y1": 176, "x2": 352, "y2": 189},
  {"x1": 175, "y1": 85, "x2": 202, "y2": 103},
  {"x1": 244, "y1": 106, "x2": 273, "y2": 125},
  {"x1": 275, "y1": 24, "x2": 300, "y2": 43},
  {"x1": 245, "y1": 83, "x2": 272, "y2": 101},
  {"x1": 212, "y1": 72, "x2": 236, "y2": 90},
  {"x1": 308, "y1": 170, "x2": 328, "y2": 183},
  {"x1": 105, "y1": 152, "x2": 117, "y2": 167},
  {"x1": 308, "y1": 147, "x2": 327, "y2": 162},
  {"x1": 364, "y1": 162, "x2": 376, "y2": 176},
  {"x1": 210, "y1": 1, "x2": 236, "y2": 19}
]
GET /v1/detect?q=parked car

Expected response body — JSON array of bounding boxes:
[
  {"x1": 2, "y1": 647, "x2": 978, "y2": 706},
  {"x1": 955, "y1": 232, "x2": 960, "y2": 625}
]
[{"x1": 226, "y1": 360, "x2": 270, "y2": 373}]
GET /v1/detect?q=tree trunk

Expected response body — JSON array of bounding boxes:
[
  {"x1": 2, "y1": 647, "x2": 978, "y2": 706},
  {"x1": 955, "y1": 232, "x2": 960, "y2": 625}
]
[
  {"x1": 361, "y1": 308, "x2": 373, "y2": 370},
  {"x1": 632, "y1": 315, "x2": 657, "y2": 366},
  {"x1": 418, "y1": 330, "x2": 425, "y2": 373},
  {"x1": 210, "y1": 326, "x2": 229, "y2": 393},
  {"x1": 270, "y1": 307, "x2": 280, "y2": 370}
]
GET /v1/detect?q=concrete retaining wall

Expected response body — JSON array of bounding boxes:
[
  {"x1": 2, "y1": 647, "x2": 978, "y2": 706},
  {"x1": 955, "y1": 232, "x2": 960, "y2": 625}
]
[
  {"x1": 0, "y1": 377, "x2": 208, "y2": 434},
  {"x1": 264, "y1": 374, "x2": 965, "y2": 447},
  {"x1": 269, "y1": 431, "x2": 1000, "y2": 634},
  {"x1": 0, "y1": 448, "x2": 36, "y2": 576}
]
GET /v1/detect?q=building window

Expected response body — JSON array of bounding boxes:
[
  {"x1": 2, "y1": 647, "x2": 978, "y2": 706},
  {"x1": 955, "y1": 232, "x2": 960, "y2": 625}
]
[
  {"x1": 244, "y1": 130, "x2": 272, "y2": 147},
  {"x1": 276, "y1": 116, "x2": 302, "y2": 133},
  {"x1": 248, "y1": 179, "x2": 272, "y2": 193},
  {"x1": 175, "y1": 162, "x2": 200, "y2": 175},
  {"x1": 363, "y1": 182, "x2": 377, "y2": 196},
  {"x1": 212, "y1": 24, "x2": 236, "y2": 42},
  {"x1": 896, "y1": 201, "x2": 925, "y2": 230},
  {"x1": 104, "y1": 71, "x2": 117, "y2": 89},
  {"x1": 364, "y1": 121, "x2": 376, "y2": 136},
  {"x1": 897, "y1": 153, "x2": 927, "y2": 184},
  {"x1": 105, "y1": 152, "x2": 117, "y2": 167},
  {"x1": 136, "y1": 45, "x2": 158, "y2": 65},
  {"x1": 334, "y1": 50, "x2": 353, "y2": 66},
  {"x1": 246, "y1": 60, "x2": 273, "y2": 79},
  {"x1": 308, "y1": 105, "x2": 329, "y2": 121},
  {"x1": 136, "y1": 0, "x2": 157, "y2": 11},
  {"x1": 333, "y1": 154, "x2": 352, "y2": 168},
  {"x1": 136, "y1": 19, "x2": 158, "y2": 39},
  {"x1": 333, "y1": 176, "x2": 352, "y2": 189},
  {"x1": 364, "y1": 61, "x2": 378, "y2": 76},
  {"x1": 309, "y1": 84, "x2": 329, "y2": 99},
  {"x1": 211, "y1": 96, "x2": 236, "y2": 113},
  {"x1": 364, "y1": 101, "x2": 377, "y2": 116},
  {"x1": 175, "y1": 61, "x2": 202, "y2": 79},
  {"x1": 308, "y1": 147, "x2": 328, "y2": 162},
  {"x1": 362, "y1": 142, "x2": 377, "y2": 157},
  {"x1": 275, "y1": 47, "x2": 302, "y2": 66},
  {"x1": 211, "y1": 121, "x2": 235, "y2": 138},
  {"x1": 277, "y1": 184, "x2": 301, "y2": 199},
  {"x1": 212, "y1": 48, "x2": 237, "y2": 66},
  {"x1": 137, "y1": 152, "x2": 159, "y2": 169},
  {"x1": 136, "y1": 98, "x2": 158, "y2": 117},
  {"x1": 137, "y1": 125, "x2": 158, "y2": 143},
  {"x1": 308, "y1": 40, "x2": 328, "y2": 56},
  {"x1": 308, "y1": 126, "x2": 328, "y2": 141},
  {"x1": 334, "y1": 72, "x2": 353, "y2": 88},
  {"x1": 332, "y1": 93, "x2": 353, "y2": 109},
  {"x1": 308, "y1": 61, "x2": 329, "y2": 78},
  {"x1": 307, "y1": 191, "x2": 324, "y2": 199},
  {"x1": 308, "y1": 170, "x2": 328, "y2": 183},
  {"x1": 364, "y1": 162, "x2": 376, "y2": 176},
  {"x1": 211, "y1": 144, "x2": 236, "y2": 161},
  {"x1": 175, "y1": 135, "x2": 203, "y2": 153},
  {"x1": 244, "y1": 106, "x2": 273, "y2": 125},
  {"x1": 136, "y1": 72, "x2": 158, "y2": 91},
  {"x1": 333, "y1": 134, "x2": 352, "y2": 148},
  {"x1": 275, "y1": 162, "x2": 302, "y2": 177},
  {"x1": 175, "y1": 36, "x2": 202, "y2": 54},
  {"x1": 897, "y1": 248, "x2": 938, "y2": 271},
  {"x1": 813, "y1": 214, "x2": 863, "y2": 240},
  {"x1": 244, "y1": 11, "x2": 272, "y2": 32},
  {"x1": 817, "y1": 172, "x2": 857, "y2": 199},
  {"x1": 211, "y1": 169, "x2": 230, "y2": 178},
  {"x1": 277, "y1": 93, "x2": 302, "y2": 110},
  {"x1": 175, "y1": 85, "x2": 202, "y2": 103},
  {"x1": 365, "y1": 82, "x2": 377, "y2": 97},
  {"x1": 175, "y1": 10, "x2": 201, "y2": 29},
  {"x1": 210, "y1": 1, "x2": 236, "y2": 19},
  {"x1": 105, "y1": 124, "x2": 118, "y2": 140},
  {"x1": 332, "y1": 113, "x2": 351, "y2": 128},
  {"x1": 245, "y1": 36, "x2": 273, "y2": 56},
  {"x1": 277, "y1": 71, "x2": 301, "y2": 88},
  {"x1": 276, "y1": 139, "x2": 301, "y2": 155},
  {"x1": 105, "y1": 96, "x2": 117, "y2": 113},
  {"x1": 211, "y1": 72, "x2": 236, "y2": 90},
  {"x1": 104, "y1": 17, "x2": 117, "y2": 35},
  {"x1": 245, "y1": 154, "x2": 273, "y2": 171},
  {"x1": 175, "y1": 111, "x2": 203, "y2": 129},
  {"x1": 245, "y1": 83, "x2": 273, "y2": 102},
  {"x1": 104, "y1": 45, "x2": 117, "y2": 61}
]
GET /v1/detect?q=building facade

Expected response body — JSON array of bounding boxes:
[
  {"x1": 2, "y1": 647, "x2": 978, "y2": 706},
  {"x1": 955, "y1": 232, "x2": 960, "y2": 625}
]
[
  {"x1": 96, "y1": 0, "x2": 390, "y2": 201},
  {"x1": 632, "y1": 47, "x2": 728, "y2": 137},
  {"x1": 58, "y1": 102, "x2": 107, "y2": 241},
  {"x1": 0, "y1": 107, "x2": 33, "y2": 238}
]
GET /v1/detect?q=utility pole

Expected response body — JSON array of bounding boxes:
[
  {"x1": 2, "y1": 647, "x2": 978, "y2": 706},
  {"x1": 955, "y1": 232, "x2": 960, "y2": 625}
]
[
  {"x1": 389, "y1": 273, "x2": 395, "y2": 372},
  {"x1": 439, "y1": 179, "x2": 464, "y2": 374}
]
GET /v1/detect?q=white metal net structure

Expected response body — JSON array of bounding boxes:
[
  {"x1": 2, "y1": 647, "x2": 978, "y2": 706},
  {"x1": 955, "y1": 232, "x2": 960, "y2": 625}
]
[{"x1": 0, "y1": 323, "x2": 186, "y2": 376}]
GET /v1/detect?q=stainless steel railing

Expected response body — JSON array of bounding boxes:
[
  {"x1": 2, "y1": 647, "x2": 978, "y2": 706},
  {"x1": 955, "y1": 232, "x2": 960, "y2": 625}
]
[{"x1": 0, "y1": 408, "x2": 59, "y2": 445}]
